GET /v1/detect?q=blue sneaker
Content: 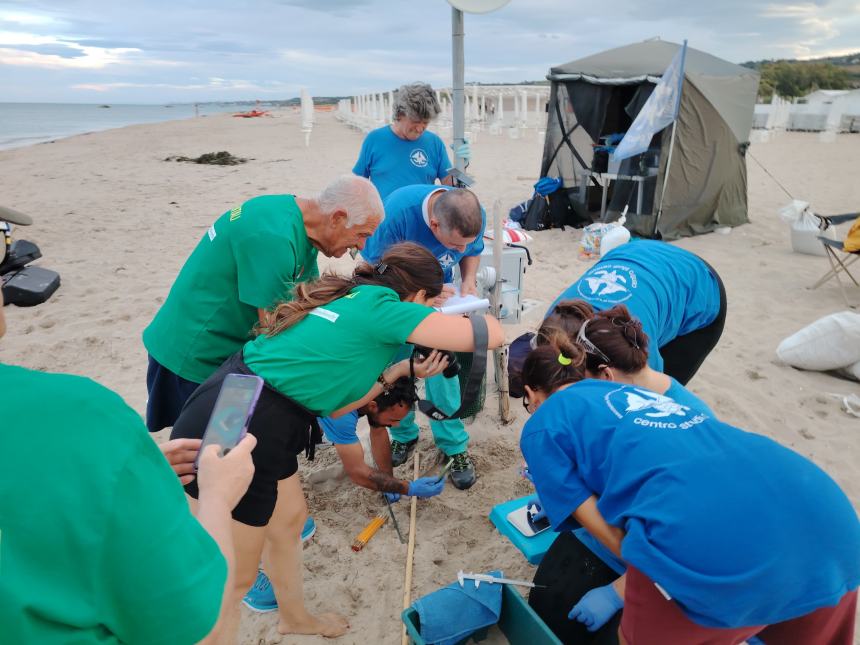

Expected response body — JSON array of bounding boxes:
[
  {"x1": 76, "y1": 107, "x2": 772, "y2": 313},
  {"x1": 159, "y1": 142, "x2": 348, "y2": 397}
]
[
  {"x1": 300, "y1": 516, "x2": 316, "y2": 542},
  {"x1": 243, "y1": 570, "x2": 277, "y2": 613},
  {"x1": 242, "y1": 517, "x2": 317, "y2": 613}
]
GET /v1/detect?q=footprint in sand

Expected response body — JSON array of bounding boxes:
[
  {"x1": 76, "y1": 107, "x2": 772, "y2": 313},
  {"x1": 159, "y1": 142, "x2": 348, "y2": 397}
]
[{"x1": 39, "y1": 319, "x2": 56, "y2": 329}]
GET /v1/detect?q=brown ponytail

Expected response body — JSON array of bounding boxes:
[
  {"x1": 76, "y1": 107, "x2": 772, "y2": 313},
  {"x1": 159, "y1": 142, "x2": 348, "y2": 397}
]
[
  {"x1": 264, "y1": 242, "x2": 443, "y2": 335},
  {"x1": 541, "y1": 299, "x2": 649, "y2": 374},
  {"x1": 521, "y1": 326, "x2": 588, "y2": 394}
]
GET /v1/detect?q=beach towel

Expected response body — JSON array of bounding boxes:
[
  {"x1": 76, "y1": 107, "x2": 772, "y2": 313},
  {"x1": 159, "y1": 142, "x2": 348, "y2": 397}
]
[{"x1": 413, "y1": 570, "x2": 503, "y2": 645}]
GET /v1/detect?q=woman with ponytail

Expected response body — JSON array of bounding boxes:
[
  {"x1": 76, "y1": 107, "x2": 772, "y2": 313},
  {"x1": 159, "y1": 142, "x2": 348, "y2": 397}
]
[
  {"x1": 520, "y1": 336, "x2": 859, "y2": 645},
  {"x1": 170, "y1": 241, "x2": 504, "y2": 641},
  {"x1": 539, "y1": 300, "x2": 714, "y2": 415}
]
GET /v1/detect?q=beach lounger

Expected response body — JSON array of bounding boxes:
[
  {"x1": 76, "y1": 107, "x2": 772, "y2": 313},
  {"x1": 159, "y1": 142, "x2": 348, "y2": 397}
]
[{"x1": 809, "y1": 213, "x2": 860, "y2": 308}]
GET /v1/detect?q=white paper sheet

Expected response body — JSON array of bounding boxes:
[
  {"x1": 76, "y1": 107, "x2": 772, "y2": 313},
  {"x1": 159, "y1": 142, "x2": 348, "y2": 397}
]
[{"x1": 437, "y1": 287, "x2": 490, "y2": 316}]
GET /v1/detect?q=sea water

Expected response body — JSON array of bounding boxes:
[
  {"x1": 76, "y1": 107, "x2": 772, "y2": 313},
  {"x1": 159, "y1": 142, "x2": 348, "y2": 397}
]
[{"x1": 0, "y1": 102, "x2": 259, "y2": 151}]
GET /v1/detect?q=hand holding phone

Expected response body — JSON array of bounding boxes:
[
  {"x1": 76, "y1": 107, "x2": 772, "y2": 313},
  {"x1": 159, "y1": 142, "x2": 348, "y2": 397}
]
[
  {"x1": 197, "y1": 434, "x2": 257, "y2": 512},
  {"x1": 194, "y1": 373, "x2": 264, "y2": 470}
]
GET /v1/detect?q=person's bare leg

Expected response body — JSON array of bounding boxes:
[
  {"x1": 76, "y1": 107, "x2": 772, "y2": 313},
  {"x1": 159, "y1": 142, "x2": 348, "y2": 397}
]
[
  {"x1": 264, "y1": 474, "x2": 349, "y2": 638},
  {"x1": 216, "y1": 520, "x2": 266, "y2": 645},
  {"x1": 186, "y1": 494, "x2": 266, "y2": 645}
]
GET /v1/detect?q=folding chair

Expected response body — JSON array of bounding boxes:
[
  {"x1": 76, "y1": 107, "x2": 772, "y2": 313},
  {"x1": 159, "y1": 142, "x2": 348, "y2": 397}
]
[{"x1": 809, "y1": 213, "x2": 860, "y2": 308}]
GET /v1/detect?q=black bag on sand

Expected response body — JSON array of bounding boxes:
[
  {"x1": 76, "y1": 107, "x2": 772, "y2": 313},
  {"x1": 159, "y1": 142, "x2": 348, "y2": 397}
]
[
  {"x1": 2, "y1": 266, "x2": 61, "y2": 307},
  {"x1": 522, "y1": 195, "x2": 549, "y2": 231},
  {"x1": 507, "y1": 332, "x2": 535, "y2": 398}
]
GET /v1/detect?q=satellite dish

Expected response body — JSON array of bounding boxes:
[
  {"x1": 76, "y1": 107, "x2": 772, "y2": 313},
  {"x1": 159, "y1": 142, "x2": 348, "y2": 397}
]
[{"x1": 447, "y1": 0, "x2": 510, "y2": 14}]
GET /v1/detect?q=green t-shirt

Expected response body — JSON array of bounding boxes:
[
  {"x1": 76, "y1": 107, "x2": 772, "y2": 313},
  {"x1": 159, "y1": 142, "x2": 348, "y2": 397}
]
[
  {"x1": 242, "y1": 285, "x2": 433, "y2": 416},
  {"x1": 143, "y1": 195, "x2": 319, "y2": 383},
  {"x1": 0, "y1": 364, "x2": 226, "y2": 645}
]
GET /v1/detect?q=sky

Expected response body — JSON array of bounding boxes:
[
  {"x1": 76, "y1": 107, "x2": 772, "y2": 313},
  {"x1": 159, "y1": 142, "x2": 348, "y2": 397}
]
[{"x1": 0, "y1": 0, "x2": 858, "y2": 104}]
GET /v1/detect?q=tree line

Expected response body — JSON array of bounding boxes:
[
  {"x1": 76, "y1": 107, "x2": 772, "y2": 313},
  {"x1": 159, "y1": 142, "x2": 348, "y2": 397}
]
[{"x1": 741, "y1": 58, "x2": 858, "y2": 100}]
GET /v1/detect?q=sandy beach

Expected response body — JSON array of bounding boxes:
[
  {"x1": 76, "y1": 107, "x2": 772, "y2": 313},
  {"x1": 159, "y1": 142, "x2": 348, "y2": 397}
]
[{"x1": 1, "y1": 109, "x2": 858, "y2": 644}]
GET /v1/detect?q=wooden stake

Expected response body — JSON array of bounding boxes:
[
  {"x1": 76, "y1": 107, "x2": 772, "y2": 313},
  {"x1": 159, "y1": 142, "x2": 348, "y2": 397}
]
[
  {"x1": 490, "y1": 199, "x2": 514, "y2": 425},
  {"x1": 401, "y1": 452, "x2": 420, "y2": 645}
]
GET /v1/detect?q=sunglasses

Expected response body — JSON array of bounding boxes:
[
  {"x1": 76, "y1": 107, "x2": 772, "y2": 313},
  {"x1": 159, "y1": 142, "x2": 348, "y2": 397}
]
[{"x1": 576, "y1": 319, "x2": 612, "y2": 365}]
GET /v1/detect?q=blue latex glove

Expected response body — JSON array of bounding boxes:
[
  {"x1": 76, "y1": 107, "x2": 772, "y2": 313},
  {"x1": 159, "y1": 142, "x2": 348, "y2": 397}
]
[
  {"x1": 568, "y1": 583, "x2": 623, "y2": 632},
  {"x1": 746, "y1": 637, "x2": 765, "y2": 645},
  {"x1": 525, "y1": 494, "x2": 546, "y2": 521},
  {"x1": 408, "y1": 476, "x2": 445, "y2": 498},
  {"x1": 383, "y1": 492, "x2": 401, "y2": 503},
  {"x1": 453, "y1": 141, "x2": 472, "y2": 161}
]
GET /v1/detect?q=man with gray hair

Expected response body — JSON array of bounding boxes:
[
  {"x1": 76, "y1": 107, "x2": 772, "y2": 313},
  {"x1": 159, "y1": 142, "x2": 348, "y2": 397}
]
[
  {"x1": 360, "y1": 183, "x2": 485, "y2": 489},
  {"x1": 143, "y1": 174, "x2": 383, "y2": 432},
  {"x1": 353, "y1": 82, "x2": 470, "y2": 200}
]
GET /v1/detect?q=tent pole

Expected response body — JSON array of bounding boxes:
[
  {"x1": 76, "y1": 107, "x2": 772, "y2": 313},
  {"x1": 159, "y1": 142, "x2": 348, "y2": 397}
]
[
  {"x1": 654, "y1": 120, "x2": 678, "y2": 237},
  {"x1": 451, "y1": 7, "x2": 466, "y2": 173}
]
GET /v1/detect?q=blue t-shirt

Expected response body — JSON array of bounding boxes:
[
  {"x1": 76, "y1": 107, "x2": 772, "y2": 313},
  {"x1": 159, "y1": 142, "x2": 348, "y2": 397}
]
[
  {"x1": 319, "y1": 410, "x2": 360, "y2": 445},
  {"x1": 353, "y1": 126, "x2": 451, "y2": 200},
  {"x1": 572, "y1": 375, "x2": 712, "y2": 575},
  {"x1": 547, "y1": 240, "x2": 721, "y2": 372},
  {"x1": 520, "y1": 379, "x2": 860, "y2": 629},
  {"x1": 362, "y1": 185, "x2": 486, "y2": 283}
]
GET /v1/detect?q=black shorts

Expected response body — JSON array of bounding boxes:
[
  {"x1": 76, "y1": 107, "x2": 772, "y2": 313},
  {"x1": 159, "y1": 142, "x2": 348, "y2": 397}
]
[
  {"x1": 529, "y1": 532, "x2": 622, "y2": 644},
  {"x1": 145, "y1": 355, "x2": 201, "y2": 432},
  {"x1": 171, "y1": 352, "x2": 317, "y2": 527},
  {"x1": 659, "y1": 260, "x2": 728, "y2": 386}
]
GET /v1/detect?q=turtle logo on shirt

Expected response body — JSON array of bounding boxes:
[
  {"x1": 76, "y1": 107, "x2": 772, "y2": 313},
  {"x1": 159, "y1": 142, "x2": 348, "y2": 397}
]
[
  {"x1": 438, "y1": 252, "x2": 456, "y2": 269},
  {"x1": 604, "y1": 386, "x2": 705, "y2": 430},
  {"x1": 577, "y1": 264, "x2": 637, "y2": 303},
  {"x1": 624, "y1": 389, "x2": 689, "y2": 418},
  {"x1": 410, "y1": 149, "x2": 429, "y2": 167}
]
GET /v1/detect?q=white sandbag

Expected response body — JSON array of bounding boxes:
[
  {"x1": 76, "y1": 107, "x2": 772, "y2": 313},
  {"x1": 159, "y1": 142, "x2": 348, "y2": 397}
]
[
  {"x1": 777, "y1": 311, "x2": 860, "y2": 371},
  {"x1": 837, "y1": 360, "x2": 860, "y2": 382}
]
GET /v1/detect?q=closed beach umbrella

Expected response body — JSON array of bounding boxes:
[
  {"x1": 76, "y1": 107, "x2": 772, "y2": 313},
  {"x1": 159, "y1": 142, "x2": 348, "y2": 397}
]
[{"x1": 300, "y1": 88, "x2": 314, "y2": 146}]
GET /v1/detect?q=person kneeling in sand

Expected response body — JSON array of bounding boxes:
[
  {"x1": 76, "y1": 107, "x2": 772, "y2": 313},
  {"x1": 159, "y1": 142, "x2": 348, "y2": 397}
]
[
  {"x1": 243, "y1": 375, "x2": 449, "y2": 612},
  {"x1": 0, "y1": 288, "x2": 257, "y2": 645},
  {"x1": 170, "y1": 242, "x2": 505, "y2": 641}
]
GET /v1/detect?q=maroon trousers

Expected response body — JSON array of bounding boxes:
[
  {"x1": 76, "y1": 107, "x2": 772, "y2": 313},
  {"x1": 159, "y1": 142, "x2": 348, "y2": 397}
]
[{"x1": 620, "y1": 565, "x2": 857, "y2": 645}]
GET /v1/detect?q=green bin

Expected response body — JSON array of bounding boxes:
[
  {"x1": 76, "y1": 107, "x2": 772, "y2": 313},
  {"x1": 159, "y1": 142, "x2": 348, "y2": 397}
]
[{"x1": 401, "y1": 583, "x2": 562, "y2": 645}]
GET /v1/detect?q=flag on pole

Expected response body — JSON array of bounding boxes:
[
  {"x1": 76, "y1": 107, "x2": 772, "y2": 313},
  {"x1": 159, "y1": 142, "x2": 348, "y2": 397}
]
[{"x1": 612, "y1": 40, "x2": 687, "y2": 162}]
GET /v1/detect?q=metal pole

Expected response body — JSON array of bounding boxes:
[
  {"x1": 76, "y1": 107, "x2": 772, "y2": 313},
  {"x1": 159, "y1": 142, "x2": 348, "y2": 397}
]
[
  {"x1": 654, "y1": 120, "x2": 677, "y2": 236},
  {"x1": 451, "y1": 7, "x2": 466, "y2": 172}
]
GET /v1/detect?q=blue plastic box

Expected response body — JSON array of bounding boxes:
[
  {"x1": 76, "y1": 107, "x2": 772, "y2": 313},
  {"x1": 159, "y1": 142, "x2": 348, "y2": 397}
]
[{"x1": 488, "y1": 496, "x2": 560, "y2": 565}]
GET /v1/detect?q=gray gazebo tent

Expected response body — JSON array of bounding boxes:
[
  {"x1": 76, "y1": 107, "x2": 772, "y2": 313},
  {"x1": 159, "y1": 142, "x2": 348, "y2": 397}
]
[{"x1": 540, "y1": 39, "x2": 759, "y2": 239}]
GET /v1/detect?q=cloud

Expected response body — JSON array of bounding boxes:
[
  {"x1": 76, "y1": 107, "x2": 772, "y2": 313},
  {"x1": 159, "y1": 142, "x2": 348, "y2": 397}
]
[
  {"x1": 1, "y1": 42, "x2": 84, "y2": 57},
  {"x1": 0, "y1": 0, "x2": 857, "y2": 102},
  {"x1": 0, "y1": 44, "x2": 141, "y2": 69}
]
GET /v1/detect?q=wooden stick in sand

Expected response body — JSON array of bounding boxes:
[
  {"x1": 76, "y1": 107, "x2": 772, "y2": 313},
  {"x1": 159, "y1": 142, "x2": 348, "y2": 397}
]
[
  {"x1": 401, "y1": 451, "x2": 420, "y2": 645},
  {"x1": 491, "y1": 198, "x2": 514, "y2": 425}
]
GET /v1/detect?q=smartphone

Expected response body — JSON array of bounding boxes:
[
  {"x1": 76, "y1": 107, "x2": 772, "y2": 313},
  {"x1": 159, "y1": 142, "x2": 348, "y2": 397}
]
[
  {"x1": 194, "y1": 373, "x2": 264, "y2": 470},
  {"x1": 507, "y1": 505, "x2": 551, "y2": 538}
]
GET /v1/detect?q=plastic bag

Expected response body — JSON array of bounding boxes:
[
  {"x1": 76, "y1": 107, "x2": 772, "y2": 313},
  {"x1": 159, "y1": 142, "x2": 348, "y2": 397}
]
[
  {"x1": 777, "y1": 200, "x2": 838, "y2": 256},
  {"x1": 578, "y1": 213, "x2": 629, "y2": 259}
]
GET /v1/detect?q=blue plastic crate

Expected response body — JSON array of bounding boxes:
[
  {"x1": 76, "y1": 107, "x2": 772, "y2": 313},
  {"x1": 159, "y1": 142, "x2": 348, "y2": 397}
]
[{"x1": 488, "y1": 496, "x2": 560, "y2": 565}]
